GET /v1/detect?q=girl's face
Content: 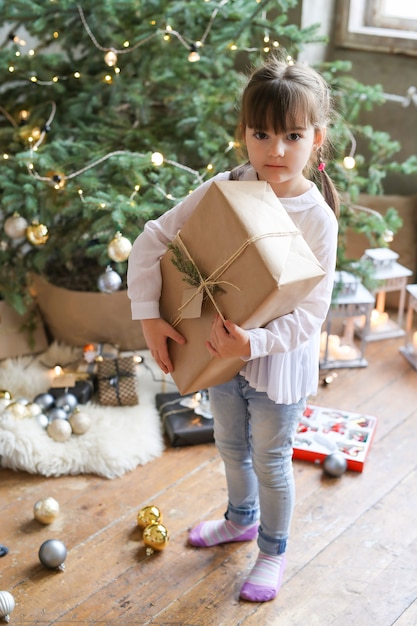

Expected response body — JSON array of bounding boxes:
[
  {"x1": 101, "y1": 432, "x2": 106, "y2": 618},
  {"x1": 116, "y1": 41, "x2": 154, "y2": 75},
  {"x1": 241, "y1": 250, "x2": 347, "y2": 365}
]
[{"x1": 244, "y1": 123, "x2": 325, "y2": 197}]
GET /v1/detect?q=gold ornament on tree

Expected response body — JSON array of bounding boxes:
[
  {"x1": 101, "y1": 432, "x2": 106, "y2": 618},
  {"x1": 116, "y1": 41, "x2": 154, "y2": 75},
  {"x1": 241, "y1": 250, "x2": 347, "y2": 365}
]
[
  {"x1": 26, "y1": 221, "x2": 49, "y2": 246},
  {"x1": 107, "y1": 232, "x2": 132, "y2": 262}
]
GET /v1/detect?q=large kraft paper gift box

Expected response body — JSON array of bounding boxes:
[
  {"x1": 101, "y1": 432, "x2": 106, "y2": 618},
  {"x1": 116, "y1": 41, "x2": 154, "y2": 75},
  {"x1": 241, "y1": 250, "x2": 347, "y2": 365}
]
[{"x1": 160, "y1": 180, "x2": 325, "y2": 394}]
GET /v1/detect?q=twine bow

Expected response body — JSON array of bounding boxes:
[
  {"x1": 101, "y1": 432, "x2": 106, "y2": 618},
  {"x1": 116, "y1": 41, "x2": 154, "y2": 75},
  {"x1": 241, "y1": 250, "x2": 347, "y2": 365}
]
[{"x1": 171, "y1": 228, "x2": 300, "y2": 327}]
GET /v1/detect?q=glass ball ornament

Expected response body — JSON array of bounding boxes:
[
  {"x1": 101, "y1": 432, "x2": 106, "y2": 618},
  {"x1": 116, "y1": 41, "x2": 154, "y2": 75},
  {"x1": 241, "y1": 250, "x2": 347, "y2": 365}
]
[
  {"x1": 26, "y1": 222, "x2": 49, "y2": 245},
  {"x1": 4, "y1": 212, "x2": 28, "y2": 239},
  {"x1": 46, "y1": 407, "x2": 68, "y2": 422},
  {"x1": 25, "y1": 401, "x2": 42, "y2": 417},
  {"x1": 137, "y1": 505, "x2": 163, "y2": 529},
  {"x1": 107, "y1": 232, "x2": 132, "y2": 262},
  {"x1": 38, "y1": 539, "x2": 67, "y2": 571},
  {"x1": 323, "y1": 452, "x2": 348, "y2": 478},
  {"x1": 69, "y1": 409, "x2": 91, "y2": 434},
  {"x1": 143, "y1": 522, "x2": 169, "y2": 555},
  {"x1": 97, "y1": 266, "x2": 122, "y2": 294},
  {"x1": 35, "y1": 412, "x2": 49, "y2": 429},
  {"x1": 47, "y1": 418, "x2": 72, "y2": 442},
  {"x1": 0, "y1": 390, "x2": 12, "y2": 412},
  {"x1": 34, "y1": 392, "x2": 55, "y2": 411},
  {"x1": 5, "y1": 400, "x2": 29, "y2": 419},
  {"x1": 34, "y1": 497, "x2": 60, "y2": 524},
  {"x1": 55, "y1": 392, "x2": 78, "y2": 414},
  {"x1": 0, "y1": 590, "x2": 15, "y2": 623}
]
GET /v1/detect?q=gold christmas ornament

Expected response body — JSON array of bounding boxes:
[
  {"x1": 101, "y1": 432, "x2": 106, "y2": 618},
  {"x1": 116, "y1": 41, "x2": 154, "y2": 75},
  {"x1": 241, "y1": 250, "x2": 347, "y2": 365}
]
[
  {"x1": 143, "y1": 522, "x2": 169, "y2": 555},
  {"x1": 5, "y1": 400, "x2": 29, "y2": 419},
  {"x1": 107, "y1": 232, "x2": 132, "y2": 262},
  {"x1": 4, "y1": 213, "x2": 28, "y2": 239},
  {"x1": 47, "y1": 418, "x2": 72, "y2": 442},
  {"x1": 0, "y1": 590, "x2": 15, "y2": 623},
  {"x1": 26, "y1": 222, "x2": 49, "y2": 245},
  {"x1": 137, "y1": 505, "x2": 163, "y2": 529},
  {"x1": 25, "y1": 401, "x2": 43, "y2": 417},
  {"x1": 69, "y1": 409, "x2": 91, "y2": 434},
  {"x1": 34, "y1": 497, "x2": 60, "y2": 524},
  {"x1": 0, "y1": 390, "x2": 12, "y2": 412}
]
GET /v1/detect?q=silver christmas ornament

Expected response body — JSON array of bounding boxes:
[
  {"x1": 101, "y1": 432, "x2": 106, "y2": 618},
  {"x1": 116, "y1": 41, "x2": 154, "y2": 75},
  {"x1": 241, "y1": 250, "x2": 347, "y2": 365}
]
[
  {"x1": 55, "y1": 392, "x2": 78, "y2": 413},
  {"x1": 323, "y1": 452, "x2": 348, "y2": 477},
  {"x1": 97, "y1": 266, "x2": 122, "y2": 293},
  {"x1": 0, "y1": 590, "x2": 15, "y2": 623},
  {"x1": 34, "y1": 392, "x2": 55, "y2": 411},
  {"x1": 35, "y1": 413, "x2": 49, "y2": 429},
  {"x1": 38, "y1": 539, "x2": 67, "y2": 571},
  {"x1": 46, "y1": 407, "x2": 68, "y2": 422}
]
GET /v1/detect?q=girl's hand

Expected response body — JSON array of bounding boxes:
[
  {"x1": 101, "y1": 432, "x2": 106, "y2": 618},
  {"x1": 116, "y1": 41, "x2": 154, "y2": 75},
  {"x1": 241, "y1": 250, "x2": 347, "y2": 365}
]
[
  {"x1": 140, "y1": 318, "x2": 185, "y2": 374},
  {"x1": 206, "y1": 314, "x2": 251, "y2": 359}
]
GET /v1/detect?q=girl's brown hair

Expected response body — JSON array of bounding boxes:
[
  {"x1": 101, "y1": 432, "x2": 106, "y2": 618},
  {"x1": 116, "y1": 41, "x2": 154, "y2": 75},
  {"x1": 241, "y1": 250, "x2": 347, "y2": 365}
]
[{"x1": 232, "y1": 57, "x2": 340, "y2": 218}]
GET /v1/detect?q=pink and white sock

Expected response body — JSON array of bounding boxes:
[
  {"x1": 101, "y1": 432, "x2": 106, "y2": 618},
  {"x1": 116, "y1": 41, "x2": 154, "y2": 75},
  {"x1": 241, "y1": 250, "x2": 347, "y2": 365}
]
[
  {"x1": 188, "y1": 519, "x2": 258, "y2": 547},
  {"x1": 240, "y1": 552, "x2": 287, "y2": 602}
]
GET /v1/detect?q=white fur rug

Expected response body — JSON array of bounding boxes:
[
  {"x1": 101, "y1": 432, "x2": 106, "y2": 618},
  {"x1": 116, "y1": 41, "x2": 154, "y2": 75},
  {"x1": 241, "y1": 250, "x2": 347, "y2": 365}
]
[{"x1": 0, "y1": 344, "x2": 170, "y2": 479}]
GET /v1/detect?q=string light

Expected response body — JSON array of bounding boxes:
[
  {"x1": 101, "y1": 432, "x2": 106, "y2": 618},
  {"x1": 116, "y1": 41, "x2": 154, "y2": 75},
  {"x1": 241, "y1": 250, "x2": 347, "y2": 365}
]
[
  {"x1": 9, "y1": 33, "x2": 26, "y2": 46},
  {"x1": 343, "y1": 128, "x2": 357, "y2": 170},
  {"x1": 151, "y1": 152, "x2": 164, "y2": 166},
  {"x1": 26, "y1": 149, "x2": 206, "y2": 188},
  {"x1": 104, "y1": 49, "x2": 118, "y2": 67},
  {"x1": 352, "y1": 204, "x2": 394, "y2": 243},
  {"x1": 188, "y1": 43, "x2": 200, "y2": 63}
]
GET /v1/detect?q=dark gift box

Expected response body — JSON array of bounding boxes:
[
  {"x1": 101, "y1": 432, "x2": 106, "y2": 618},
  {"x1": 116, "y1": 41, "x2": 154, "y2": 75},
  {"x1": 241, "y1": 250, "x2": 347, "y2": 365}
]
[
  {"x1": 97, "y1": 357, "x2": 139, "y2": 406},
  {"x1": 48, "y1": 379, "x2": 94, "y2": 404},
  {"x1": 156, "y1": 392, "x2": 214, "y2": 447}
]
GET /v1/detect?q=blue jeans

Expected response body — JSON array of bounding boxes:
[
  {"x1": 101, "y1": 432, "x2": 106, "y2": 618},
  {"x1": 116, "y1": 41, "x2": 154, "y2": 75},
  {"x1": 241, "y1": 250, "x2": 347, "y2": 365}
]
[{"x1": 209, "y1": 375, "x2": 305, "y2": 556}]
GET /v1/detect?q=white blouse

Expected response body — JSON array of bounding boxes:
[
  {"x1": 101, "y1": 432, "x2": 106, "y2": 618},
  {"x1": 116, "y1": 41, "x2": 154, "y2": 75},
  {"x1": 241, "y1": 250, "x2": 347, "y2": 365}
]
[{"x1": 127, "y1": 166, "x2": 338, "y2": 404}]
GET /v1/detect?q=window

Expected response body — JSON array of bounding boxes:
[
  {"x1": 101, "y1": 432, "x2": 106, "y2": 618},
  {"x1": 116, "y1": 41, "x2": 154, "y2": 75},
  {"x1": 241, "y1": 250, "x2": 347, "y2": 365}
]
[{"x1": 335, "y1": 0, "x2": 417, "y2": 56}]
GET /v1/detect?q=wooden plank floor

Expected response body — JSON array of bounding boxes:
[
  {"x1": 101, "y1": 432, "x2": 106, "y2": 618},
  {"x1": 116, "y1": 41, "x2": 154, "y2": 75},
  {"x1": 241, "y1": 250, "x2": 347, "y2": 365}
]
[{"x1": 1, "y1": 334, "x2": 416, "y2": 626}]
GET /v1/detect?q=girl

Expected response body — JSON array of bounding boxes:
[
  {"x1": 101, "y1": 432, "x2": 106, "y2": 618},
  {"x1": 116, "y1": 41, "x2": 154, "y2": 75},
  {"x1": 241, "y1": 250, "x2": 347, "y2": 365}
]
[{"x1": 127, "y1": 57, "x2": 339, "y2": 603}]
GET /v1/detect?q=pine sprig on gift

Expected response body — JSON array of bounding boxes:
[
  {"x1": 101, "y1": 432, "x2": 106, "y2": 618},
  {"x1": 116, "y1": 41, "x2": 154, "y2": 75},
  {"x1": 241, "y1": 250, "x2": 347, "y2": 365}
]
[{"x1": 168, "y1": 243, "x2": 224, "y2": 297}]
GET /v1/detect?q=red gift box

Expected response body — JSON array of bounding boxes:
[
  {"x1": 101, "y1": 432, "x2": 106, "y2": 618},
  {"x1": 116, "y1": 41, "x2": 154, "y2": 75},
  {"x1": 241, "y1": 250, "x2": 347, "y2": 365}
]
[{"x1": 293, "y1": 404, "x2": 377, "y2": 472}]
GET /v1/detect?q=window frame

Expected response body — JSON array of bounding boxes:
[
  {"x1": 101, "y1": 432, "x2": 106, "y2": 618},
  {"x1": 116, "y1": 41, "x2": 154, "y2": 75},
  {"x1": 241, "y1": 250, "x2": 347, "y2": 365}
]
[{"x1": 335, "y1": 0, "x2": 417, "y2": 56}]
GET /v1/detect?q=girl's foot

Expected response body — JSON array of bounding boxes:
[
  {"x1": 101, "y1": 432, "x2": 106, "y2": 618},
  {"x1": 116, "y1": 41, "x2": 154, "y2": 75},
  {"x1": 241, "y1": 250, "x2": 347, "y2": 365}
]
[
  {"x1": 240, "y1": 552, "x2": 287, "y2": 602},
  {"x1": 188, "y1": 519, "x2": 258, "y2": 547}
]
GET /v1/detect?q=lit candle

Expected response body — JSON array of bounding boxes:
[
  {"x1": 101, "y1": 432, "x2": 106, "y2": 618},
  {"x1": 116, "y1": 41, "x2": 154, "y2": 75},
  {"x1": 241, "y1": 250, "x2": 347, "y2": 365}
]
[{"x1": 370, "y1": 309, "x2": 389, "y2": 328}]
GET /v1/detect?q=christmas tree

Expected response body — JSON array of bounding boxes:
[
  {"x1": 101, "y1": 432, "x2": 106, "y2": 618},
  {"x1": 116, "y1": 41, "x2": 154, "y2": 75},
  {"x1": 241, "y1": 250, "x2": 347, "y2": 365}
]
[{"x1": 1, "y1": 0, "x2": 416, "y2": 315}]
